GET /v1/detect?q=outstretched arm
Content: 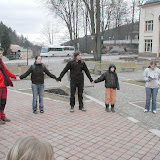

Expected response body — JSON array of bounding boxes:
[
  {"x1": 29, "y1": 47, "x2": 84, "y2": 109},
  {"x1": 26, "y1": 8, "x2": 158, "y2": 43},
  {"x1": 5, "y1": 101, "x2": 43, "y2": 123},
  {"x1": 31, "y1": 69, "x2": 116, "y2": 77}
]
[
  {"x1": 19, "y1": 66, "x2": 32, "y2": 79},
  {"x1": 94, "y1": 74, "x2": 105, "y2": 83},
  {"x1": 83, "y1": 62, "x2": 93, "y2": 82},
  {"x1": 58, "y1": 62, "x2": 71, "y2": 81},
  {"x1": 43, "y1": 66, "x2": 57, "y2": 79},
  {"x1": 115, "y1": 73, "x2": 120, "y2": 90}
]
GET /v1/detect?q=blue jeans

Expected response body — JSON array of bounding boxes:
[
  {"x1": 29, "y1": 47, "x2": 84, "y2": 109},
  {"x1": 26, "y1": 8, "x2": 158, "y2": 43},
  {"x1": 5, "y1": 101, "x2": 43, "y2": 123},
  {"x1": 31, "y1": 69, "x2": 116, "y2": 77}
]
[
  {"x1": 31, "y1": 83, "x2": 44, "y2": 111},
  {"x1": 145, "y1": 87, "x2": 158, "y2": 111}
]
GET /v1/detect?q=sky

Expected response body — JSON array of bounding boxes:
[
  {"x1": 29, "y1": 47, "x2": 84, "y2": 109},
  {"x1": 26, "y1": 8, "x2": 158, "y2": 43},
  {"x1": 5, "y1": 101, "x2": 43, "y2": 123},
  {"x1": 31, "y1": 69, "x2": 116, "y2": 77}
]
[{"x1": 0, "y1": 0, "x2": 69, "y2": 45}]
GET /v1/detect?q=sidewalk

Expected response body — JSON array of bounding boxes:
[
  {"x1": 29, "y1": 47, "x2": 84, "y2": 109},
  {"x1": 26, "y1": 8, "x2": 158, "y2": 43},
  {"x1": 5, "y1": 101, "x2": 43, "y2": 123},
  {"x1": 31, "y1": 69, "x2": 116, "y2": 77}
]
[{"x1": 0, "y1": 89, "x2": 160, "y2": 160}]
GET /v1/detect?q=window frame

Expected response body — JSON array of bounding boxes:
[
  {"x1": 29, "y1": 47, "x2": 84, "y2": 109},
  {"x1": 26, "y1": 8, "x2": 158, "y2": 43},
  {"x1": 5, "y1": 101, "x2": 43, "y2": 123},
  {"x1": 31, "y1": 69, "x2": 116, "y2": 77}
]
[
  {"x1": 145, "y1": 20, "x2": 153, "y2": 32},
  {"x1": 145, "y1": 39, "x2": 152, "y2": 52}
]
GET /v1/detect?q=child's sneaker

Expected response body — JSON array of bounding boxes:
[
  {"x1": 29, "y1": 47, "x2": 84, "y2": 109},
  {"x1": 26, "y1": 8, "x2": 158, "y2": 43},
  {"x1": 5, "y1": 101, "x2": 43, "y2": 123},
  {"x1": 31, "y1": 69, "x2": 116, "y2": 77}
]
[
  {"x1": 152, "y1": 110, "x2": 156, "y2": 114},
  {"x1": 144, "y1": 109, "x2": 149, "y2": 113}
]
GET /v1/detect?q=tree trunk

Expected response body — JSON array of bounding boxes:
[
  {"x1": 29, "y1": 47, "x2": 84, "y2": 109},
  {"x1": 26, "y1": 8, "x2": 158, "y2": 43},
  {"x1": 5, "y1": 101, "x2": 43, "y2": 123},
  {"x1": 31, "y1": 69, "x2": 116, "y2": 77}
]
[{"x1": 96, "y1": 0, "x2": 101, "y2": 61}]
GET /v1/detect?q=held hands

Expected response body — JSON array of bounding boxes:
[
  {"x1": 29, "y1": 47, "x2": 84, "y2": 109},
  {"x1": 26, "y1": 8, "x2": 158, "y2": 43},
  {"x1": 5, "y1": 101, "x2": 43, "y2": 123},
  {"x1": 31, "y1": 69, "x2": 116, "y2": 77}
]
[
  {"x1": 16, "y1": 77, "x2": 20, "y2": 81},
  {"x1": 56, "y1": 77, "x2": 61, "y2": 82},
  {"x1": 91, "y1": 81, "x2": 95, "y2": 84}
]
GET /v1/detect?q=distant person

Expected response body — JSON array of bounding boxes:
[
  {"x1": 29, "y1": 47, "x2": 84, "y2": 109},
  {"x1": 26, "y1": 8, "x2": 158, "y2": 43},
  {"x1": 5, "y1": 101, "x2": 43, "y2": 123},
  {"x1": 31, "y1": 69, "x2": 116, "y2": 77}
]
[
  {"x1": 16, "y1": 50, "x2": 21, "y2": 59},
  {"x1": 0, "y1": 48, "x2": 20, "y2": 125},
  {"x1": 143, "y1": 61, "x2": 160, "y2": 114},
  {"x1": 93, "y1": 64, "x2": 120, "y2": 112},
  {"x1": 57, "y1": 51, "x2": 93, "y2": 112},
  {"x1": 20, "y1": 56, "x2": 57, "y2": 114},
  {"x1": 6, "y1": 136, "x2": 54, "y2": 160}
]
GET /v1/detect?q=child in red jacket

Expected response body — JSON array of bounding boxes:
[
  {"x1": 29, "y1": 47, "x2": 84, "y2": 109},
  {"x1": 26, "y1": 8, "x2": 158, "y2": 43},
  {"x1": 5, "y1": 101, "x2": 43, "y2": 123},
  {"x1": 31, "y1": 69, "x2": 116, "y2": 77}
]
[{"x1": 0, "y1": 48, "x2": 20, "y2": 125}]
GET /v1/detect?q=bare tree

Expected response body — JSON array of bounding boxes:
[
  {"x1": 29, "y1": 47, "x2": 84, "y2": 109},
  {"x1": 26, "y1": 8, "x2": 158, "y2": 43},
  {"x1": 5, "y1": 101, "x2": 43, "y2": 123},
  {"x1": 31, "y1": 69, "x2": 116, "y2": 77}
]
[
  {"x1": 42, "y1": 0, "x2": 83, "y2": 49},
  {"x1": 41, "y1": 22, "x2": 55, "y2": 45}
]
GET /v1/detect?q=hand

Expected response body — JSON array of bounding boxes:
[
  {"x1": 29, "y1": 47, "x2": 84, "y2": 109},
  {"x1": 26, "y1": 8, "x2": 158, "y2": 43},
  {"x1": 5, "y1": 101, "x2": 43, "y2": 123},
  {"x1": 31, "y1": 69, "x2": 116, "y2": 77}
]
[
  {"x1": 56, "y1": 77, "x2": 61, "y2": 82},
  {"x1": 16, "y1": 77, "x2": 20, "y2": 81},
  {"x1": 91, "y1": 81, "x2": 94, "y2": 84}
]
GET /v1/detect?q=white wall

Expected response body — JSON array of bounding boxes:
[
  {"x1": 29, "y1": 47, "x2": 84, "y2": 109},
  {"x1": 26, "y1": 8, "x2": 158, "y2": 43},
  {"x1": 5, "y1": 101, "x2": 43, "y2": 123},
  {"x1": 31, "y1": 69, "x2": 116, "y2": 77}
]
[{"x1": 139, "y1": 3, "x2": 160, "y2": 56}]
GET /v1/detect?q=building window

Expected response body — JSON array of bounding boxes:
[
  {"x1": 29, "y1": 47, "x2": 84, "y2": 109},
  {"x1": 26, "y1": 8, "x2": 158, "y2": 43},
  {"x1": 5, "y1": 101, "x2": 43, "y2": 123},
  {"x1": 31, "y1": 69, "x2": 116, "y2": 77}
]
[
  {"x1": 145, "y1": 20, "x2": 153, "y2": 31},
  {"x1": 145, "y1": 40, "x2": 152, "y2": 52}
]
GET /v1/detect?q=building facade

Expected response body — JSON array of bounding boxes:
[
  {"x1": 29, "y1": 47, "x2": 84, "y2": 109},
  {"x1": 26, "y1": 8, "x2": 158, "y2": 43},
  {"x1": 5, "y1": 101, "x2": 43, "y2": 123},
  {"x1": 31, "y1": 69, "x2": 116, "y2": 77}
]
[{"x1": 139, "y1": 0, "x2": 160, "y2": 57}]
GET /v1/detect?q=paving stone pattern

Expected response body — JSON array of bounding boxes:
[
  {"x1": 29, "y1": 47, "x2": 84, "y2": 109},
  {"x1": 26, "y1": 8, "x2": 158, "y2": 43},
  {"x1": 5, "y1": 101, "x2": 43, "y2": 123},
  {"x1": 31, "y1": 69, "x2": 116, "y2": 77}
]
[{"x1": 0, "y1": 90, "x2": 160, "y2": 160}]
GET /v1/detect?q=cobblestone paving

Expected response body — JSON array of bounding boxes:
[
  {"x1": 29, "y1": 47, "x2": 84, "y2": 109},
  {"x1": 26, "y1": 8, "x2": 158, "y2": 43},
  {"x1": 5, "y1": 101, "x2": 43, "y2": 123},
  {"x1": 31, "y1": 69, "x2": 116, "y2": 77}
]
[
  {"x1": 1, "y1": 90, "x2": 160, "y2": 160},
  {"x1": 1, "y1": 56, "x2": 160, "y2": 160}
]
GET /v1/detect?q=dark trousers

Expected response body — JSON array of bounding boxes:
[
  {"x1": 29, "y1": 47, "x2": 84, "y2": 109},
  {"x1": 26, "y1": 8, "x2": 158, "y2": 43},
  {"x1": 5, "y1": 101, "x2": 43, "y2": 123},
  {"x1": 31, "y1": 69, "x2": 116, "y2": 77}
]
[{"x1": 70, "y1": 81, "x2": 84, "y2": 109}]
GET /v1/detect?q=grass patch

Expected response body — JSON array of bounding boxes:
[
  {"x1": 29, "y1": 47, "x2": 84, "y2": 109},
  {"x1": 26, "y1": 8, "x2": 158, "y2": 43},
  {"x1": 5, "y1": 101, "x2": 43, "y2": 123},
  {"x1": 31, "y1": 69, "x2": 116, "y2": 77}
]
[
  {"x1": 86, "y1": 61, "x2": 143, "y2": 74},
  {"x1": 123, "y1": 80, "x2": 145, "y2": 87}
]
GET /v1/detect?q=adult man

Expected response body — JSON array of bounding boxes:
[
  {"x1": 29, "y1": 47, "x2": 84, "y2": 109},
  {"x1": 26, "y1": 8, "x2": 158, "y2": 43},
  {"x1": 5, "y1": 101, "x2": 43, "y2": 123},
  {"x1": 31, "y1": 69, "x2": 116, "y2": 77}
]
[
  {"x1": 57, "y1": 51, "x2": 93, "y2": 112},
  {"x1": 0, "y1": 48, "x2": 20, "y2": 125}
]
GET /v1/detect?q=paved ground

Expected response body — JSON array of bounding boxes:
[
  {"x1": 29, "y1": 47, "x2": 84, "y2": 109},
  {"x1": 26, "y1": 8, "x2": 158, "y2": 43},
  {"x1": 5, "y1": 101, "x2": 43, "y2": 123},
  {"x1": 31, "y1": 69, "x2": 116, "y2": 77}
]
[
  {"x1": 1, "y1": 89, "x2": 160, "y2": 160},
  {"x1": 1, "y1": 55, "x2": 160, "y2": 160}
]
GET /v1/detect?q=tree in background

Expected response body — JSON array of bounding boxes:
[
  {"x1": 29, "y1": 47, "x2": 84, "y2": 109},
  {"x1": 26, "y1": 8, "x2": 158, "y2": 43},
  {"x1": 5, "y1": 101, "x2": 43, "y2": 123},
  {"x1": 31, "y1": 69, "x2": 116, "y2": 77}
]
[
  {"x1": 42, "y1": 0, "x2": 82, "y2": 50},
  {"x1": 1, "y1": 28, "x2": 11, "y2": 56}
]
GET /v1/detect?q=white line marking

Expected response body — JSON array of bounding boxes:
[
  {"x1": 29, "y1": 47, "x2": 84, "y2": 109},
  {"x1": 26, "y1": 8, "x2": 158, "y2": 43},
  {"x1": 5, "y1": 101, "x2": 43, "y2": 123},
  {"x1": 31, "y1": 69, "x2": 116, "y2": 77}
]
[
  {"x1": 129, "y1": 102, "x2": 144, "y2": 110},
  {"x1": 127, "y1": 117, "x2": 139, "y2": 123},
  {"x1": 149, "y1": 129, "x2": 160, "y2": 137},
  {"x1": 84, "y1": 94, "x2": 104, "y2": 107},
  {"x1": 129, "y1": 101, "x2": 160, "y2": 111}
]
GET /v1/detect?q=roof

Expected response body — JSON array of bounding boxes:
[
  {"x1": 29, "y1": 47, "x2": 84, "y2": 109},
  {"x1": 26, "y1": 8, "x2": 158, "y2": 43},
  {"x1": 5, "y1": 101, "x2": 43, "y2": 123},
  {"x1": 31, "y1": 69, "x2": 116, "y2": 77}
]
[{"x1": 144, "y1": 0, "x2": 160, "y2": 5}]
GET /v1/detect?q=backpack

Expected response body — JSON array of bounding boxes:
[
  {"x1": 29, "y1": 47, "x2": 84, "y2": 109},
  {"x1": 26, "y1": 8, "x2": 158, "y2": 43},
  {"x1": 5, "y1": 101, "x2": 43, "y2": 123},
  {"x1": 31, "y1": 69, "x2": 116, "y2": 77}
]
[{"x1": 31, "y1": 63, "x2": 45, "y2": 71}]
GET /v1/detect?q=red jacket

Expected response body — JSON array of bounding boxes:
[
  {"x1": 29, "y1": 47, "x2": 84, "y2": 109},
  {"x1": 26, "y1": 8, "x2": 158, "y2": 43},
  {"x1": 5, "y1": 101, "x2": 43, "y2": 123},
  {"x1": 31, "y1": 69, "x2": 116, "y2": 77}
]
[{"x1": 0, "y1": 64, "x2": 16, "y2": 88}]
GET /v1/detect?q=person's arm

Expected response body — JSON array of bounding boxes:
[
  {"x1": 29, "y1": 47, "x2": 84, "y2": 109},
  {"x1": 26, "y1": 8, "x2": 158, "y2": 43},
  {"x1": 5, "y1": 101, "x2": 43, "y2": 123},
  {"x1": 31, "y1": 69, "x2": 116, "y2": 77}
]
[
  {"x1": 58, "y1": 62, "x2": 71, "y2": 81},
  {"x1": 4, "y1": 66, "x2": 17, "y2": 79},
  {"x1": 43, "y1": 66, "x2": 57, "y2": 79},
  {"x1": 83, "y1": 62, "x2": 93, "y2": 82},
  {"x1": 143, "y1": 68, "x2": 149, "y2": 82},
  {"x1": 94, "y1": 73, "x2": 105, "y2": 83},
  {"x1": 115, "y1": 72, "x2": 120, "y2": 90},
  {"x1": 19, "y1": 66, "x2": 32, "y2": 79}
]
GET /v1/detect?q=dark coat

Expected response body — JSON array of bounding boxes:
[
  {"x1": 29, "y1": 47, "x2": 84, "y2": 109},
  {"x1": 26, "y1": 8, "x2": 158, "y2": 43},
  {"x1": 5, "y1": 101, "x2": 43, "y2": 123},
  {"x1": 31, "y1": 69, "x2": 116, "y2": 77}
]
[
  {"x1": 94, "y1": 64, "x2": 120, "y2": 90},
  {"x1": 59, "y1": 60, "x2": 93, "y2": 83},
  {"x1": 20, "y1": 62, "x2": 56, "y2": 84}
]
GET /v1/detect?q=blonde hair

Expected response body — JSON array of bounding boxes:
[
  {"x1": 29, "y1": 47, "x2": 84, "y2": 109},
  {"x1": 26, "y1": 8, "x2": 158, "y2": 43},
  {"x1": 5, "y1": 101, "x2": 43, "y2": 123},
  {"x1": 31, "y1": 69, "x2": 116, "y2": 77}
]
[{"x1": 6, "y1": 136, "x2": 54, "y2": 160}]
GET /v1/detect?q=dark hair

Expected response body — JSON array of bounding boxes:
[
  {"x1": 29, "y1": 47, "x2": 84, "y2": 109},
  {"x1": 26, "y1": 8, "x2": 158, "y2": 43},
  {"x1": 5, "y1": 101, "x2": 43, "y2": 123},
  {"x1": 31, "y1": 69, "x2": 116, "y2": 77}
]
[
  {"x1": 150, "y1": 61, "x2": 157, "y2": 66},
  {"x1": 35, "y1": 56, "x2": 41, "y2": 60},
  {"x1": 148, "y1": 61, "x2": 157, "y2": 68},
  {"x1": 72, "y1": 51, "x2": 83, "y2": 64},
  {"x1": 0, "y1": 48, "x2": 4, "y2": 52}
]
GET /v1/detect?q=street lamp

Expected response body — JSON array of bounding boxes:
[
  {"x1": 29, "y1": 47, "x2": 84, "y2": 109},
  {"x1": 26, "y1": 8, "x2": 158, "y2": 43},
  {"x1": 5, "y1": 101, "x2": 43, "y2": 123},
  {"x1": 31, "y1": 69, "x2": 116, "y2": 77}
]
[
  {"x1": 100, "y1": 35, "x2": 103, "y2": 63},
  {"x1": 90, "y1": 34, "x2": 95, "y2": 54},
  {"x1": 23, "y1": 37, "x2": 29, "y2": 65}
]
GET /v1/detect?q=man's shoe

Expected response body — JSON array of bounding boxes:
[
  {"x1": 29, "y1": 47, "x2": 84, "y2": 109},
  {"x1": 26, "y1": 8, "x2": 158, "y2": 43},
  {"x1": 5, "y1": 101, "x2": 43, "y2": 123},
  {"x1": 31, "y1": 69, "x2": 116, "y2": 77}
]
[
  {"x1": 40, "y1": 110, "x2": 44, "y2": 113},
  {"x1": 2, "y1": 118, "x2": 11, "y2": 122},
  {"x1": 0, "y1": 120, "x2": 5, "y2": 125},
  {"x1": 33, "y1": 110, "x2": 38, "y2": 114},
  {"x1": 70, "y1": 108, "x2": 74, "y2": 112},
  {"x1": 81, "y1": 107, "x2": 86, "y2": 111}
]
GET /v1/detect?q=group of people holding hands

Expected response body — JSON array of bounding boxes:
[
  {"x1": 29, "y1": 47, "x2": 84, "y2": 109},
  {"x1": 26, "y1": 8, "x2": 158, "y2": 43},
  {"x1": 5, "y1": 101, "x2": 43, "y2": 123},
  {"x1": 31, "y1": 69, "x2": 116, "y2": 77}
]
[
  {"x1": 0, "y1": 47, "x2": 159, "y2": 126},
  {"x1": 0, "y1": 49, "x2": 120, "y2": 125},
  {"x1": 0, "y1": 47, "x2": 160, "y2": 160}
]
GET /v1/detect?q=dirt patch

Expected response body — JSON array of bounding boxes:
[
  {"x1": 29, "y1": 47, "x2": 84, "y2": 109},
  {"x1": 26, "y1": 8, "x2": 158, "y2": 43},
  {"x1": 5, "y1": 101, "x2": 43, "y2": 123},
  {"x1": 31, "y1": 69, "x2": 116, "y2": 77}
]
[{"x1": 19, "y1": 86, "x2": 89, "y2": 103}]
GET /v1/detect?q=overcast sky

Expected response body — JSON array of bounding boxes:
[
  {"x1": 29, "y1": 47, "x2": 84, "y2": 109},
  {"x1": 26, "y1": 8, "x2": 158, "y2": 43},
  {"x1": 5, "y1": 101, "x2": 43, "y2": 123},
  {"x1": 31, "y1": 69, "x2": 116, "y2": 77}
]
[{"x1": 0, "y1": 0, "x2": 68, "y2": 45}]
